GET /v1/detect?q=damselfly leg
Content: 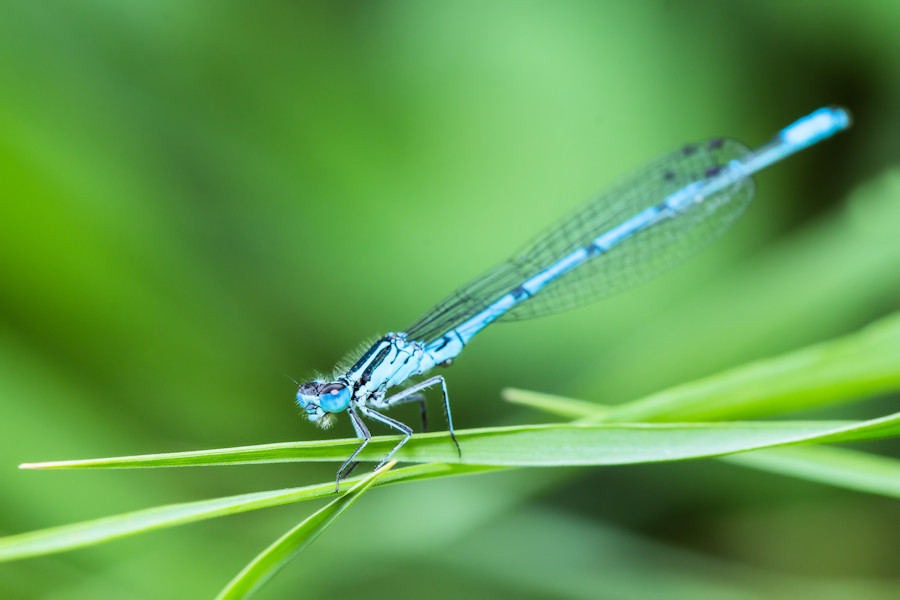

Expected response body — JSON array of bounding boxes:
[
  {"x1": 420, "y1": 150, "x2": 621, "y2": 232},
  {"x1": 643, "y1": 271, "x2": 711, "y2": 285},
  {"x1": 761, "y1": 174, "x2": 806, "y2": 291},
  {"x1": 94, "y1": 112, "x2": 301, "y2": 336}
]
[{"x1": 381, "y1": 376, "x2": 460, "y2": 457}]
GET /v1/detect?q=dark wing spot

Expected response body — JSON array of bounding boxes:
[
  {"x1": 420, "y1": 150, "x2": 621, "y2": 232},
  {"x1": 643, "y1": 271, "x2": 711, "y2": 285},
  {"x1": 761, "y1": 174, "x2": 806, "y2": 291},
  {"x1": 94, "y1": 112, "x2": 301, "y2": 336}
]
[
  {"x1": 705, "y1": 165, "x2": 722, "y2": 177},
  {"x1": 663, "y1": 170, "x2": 675, "y2": 181},
  {"x1": 682, "y1": 145, "x2": 698, "y2": 156},
  {"x1": 709, "y1": 138, "x2": 724, "y2": 149}
]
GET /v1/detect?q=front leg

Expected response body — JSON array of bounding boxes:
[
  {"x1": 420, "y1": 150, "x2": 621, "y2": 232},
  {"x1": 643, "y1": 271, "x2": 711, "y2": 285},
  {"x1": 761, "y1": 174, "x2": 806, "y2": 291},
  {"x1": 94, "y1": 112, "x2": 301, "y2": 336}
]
[
  {"x1": 382, "y1": 376, "x2": 460, "y2": 457},
  {"x1": 335, "y1": 403, "x2": 370, "y2": 492}
]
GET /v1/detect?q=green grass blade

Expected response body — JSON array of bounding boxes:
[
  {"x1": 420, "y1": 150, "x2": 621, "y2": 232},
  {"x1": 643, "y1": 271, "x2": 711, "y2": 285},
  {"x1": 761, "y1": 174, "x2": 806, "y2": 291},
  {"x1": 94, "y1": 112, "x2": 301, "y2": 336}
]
[
  {"x1": 720, "y1": 446, "x2": 900, "y2": 499},
  {"x1": 19, "y1": 413, "x2": 900, "y2": 468},
  {"x1": 6, "y1": 418, "x2": 900, "y2": 563},
  {"x1": 0, "y1": 463, "x2": 494, "y2": 562},
  {"x1": 502, "y1": 387, "x2": 609, "y2": 419},
  {"x1": 591, "y1": 311, "x2": 900, "y2": 422},
  {"x1": 506, "y1": 387, "x2": 900, "y2": 499},
  {"x1": 216, "y1": 462, "x2": 393, "y2": 600},
  {"x1": 514, "y1": 312, "x2": 900, "y2": 425}
]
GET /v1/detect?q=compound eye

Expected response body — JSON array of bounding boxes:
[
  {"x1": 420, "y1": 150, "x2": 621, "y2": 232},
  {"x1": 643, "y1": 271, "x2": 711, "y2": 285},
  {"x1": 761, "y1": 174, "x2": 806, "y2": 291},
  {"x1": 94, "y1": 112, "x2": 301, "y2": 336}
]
[
  {"x1": 320, "y1": 383, "x2": 346, "y2": 396},
  {"x1": 318, "y1": 382, "x2": 351, "y2": 412}
]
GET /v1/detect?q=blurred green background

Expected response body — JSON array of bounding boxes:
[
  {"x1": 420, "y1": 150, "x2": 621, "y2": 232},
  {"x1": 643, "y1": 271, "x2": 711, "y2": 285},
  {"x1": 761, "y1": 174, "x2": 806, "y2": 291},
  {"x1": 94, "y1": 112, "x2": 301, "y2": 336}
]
[{"x1": 2, "y1": 1, "x2": 899, "y2": 598}]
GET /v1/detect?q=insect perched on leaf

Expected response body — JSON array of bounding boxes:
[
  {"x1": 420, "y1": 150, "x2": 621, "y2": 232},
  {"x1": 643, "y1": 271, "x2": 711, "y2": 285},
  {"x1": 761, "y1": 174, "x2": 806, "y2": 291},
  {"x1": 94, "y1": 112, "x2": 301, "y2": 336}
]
[{"x1": 295, "y1": 107, "x2": 851, "y2": 490}]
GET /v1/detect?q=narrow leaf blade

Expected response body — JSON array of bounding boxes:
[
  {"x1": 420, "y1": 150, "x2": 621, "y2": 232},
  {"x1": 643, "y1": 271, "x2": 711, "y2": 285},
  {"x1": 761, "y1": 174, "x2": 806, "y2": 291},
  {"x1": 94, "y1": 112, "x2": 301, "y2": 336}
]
[
  {"x1": 0, "y1": 463, "x2": 494, "y2": 562},
  {"x1": 19, "y1": 413, "x2": 900, "y2": 468},
  {"x1": 593, "y1": 311, "x2": 900, "y2": 423},
  {"x1": 502, "y1": 387, "x2": 608, "y2": 419},
  {"x1": 216, "y1": 462, "x2": 393, "y2": 600},
  {"x1": 720, "y1": 446, "x2": 900, "y2": 498}
]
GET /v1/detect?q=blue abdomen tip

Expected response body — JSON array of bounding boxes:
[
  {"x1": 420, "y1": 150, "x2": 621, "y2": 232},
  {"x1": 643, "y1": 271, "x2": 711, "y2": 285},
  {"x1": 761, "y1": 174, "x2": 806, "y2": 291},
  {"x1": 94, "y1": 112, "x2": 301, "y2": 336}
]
[
  {"x1": 826, "y1": 105, "x2": 852, "y2": 129},
  {"x1": 780, "y1": 106, "x2": 852, "y2": 147}
]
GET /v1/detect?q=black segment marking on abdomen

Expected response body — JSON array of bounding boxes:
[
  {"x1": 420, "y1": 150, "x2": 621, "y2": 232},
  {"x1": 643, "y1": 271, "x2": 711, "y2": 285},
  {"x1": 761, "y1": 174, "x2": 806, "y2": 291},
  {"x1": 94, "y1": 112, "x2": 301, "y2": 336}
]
[
  {"x1": 587, "y1": 242, "x2": 607, "y2": 257},
  {"x1": 511, "y1": 285, "x2": 530, "y2": 300}
]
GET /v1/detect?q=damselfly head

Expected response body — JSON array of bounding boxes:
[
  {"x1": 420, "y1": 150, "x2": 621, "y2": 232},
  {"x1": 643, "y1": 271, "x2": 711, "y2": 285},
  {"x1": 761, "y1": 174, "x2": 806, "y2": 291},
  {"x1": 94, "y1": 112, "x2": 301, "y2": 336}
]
[{"x1": 296, "y1": 380, "x2": 351, "y2": 429}]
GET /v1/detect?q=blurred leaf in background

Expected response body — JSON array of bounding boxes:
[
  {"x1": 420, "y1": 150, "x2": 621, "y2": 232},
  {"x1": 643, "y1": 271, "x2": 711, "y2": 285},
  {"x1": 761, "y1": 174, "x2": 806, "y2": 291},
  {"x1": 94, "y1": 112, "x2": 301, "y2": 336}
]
[{"x1": 1, "y1": 1, "x2": 898, "y2": 598}]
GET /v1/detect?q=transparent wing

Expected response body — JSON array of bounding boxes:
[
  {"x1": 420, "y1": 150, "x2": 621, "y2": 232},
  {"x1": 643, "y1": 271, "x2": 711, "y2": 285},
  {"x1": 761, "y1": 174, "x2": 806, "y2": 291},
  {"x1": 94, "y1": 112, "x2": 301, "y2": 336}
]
[{"x1": 404, "y1": 139, "x2": 754, "y2": 343}]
